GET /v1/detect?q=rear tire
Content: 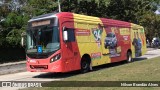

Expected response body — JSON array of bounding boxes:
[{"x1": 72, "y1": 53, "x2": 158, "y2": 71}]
[{"x1": 126, "y1": 51, "x2": 133, "y2": 63}]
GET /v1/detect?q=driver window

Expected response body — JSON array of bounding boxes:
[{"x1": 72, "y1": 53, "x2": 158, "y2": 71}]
[{"x1": 65, "y1": 28, "x2": 75, "y2": 42}]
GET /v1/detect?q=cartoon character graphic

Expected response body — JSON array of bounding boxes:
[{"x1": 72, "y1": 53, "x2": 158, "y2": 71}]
[
  {"x1": 132, "y1": 32, "x2": 142, "y2": 57},
  {"x1": 92, "y1": 24, "x2": 103, "y2": 47},
  {"x1": 104, "y1": 32, "x2": 117, "y2": 49}
]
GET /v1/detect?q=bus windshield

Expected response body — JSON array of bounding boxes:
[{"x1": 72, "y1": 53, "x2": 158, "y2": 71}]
[{"x1": 26, "y1": 26, "x2": 60, "y2": 57}]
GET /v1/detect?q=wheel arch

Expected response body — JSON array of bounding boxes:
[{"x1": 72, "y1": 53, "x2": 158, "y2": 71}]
[
  {"x1": 81, "y1": 54, "x2": 91, "y2": 64},
  {"x1": 127, "y1": 49, "x2": 132, "y2": 54}
]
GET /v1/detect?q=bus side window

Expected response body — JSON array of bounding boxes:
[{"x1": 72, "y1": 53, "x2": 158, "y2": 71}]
[{"x1": 67, "y1": 28, "x2": 75, "y2": 42}]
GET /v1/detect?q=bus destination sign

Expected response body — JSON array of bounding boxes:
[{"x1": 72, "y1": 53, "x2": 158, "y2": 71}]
[{"x1": 32, "y1": 20, "x2": 51, "y2": 27}]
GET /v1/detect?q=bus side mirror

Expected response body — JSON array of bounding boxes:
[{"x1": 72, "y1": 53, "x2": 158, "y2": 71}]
[
  {"x1": 63, "y1": 26, "x2": 68, "y2": 42},
  {"x1": 63, "y1": 31, "x2": 68, "y2": 42},
  {"x1": 21, "y1": 32, "x2": 26, "y2": 48}
]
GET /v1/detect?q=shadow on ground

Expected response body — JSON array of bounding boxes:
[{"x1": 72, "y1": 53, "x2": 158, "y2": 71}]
[{"x1": 133, "y1": 57, "x2": 147, "y2": 61}]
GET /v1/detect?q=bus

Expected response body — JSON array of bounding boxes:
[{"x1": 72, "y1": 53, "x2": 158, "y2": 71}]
[{"x1": 24, "y1": 12, "x2": 147, "y2": 73}]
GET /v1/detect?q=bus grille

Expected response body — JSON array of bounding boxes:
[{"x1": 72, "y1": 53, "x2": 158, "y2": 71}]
[{"x1": 30, "y1": 65, "x2": 48, "y2": 69}]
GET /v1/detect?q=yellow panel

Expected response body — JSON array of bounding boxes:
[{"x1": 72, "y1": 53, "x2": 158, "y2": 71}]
[
  {"x1": 73, "y1": 14, "x2": 111, "y2": 66},
  {"x1": 131, "y1": 23, "x2": 147, "y2": 58},
  {"x1": 131, "y1": 28, "x2": 136, "y2": 58}
]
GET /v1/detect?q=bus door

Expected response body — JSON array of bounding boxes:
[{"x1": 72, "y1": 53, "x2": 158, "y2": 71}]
[
  {"x1": 132, "y1": 28, "x2": 142, "y2": 57},
  {"x1": 62, "y1": 27, "x2": 80, "y2": 71}
]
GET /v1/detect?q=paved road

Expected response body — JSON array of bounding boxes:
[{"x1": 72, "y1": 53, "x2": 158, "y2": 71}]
[
  {"x1": 0, "y1": 63, "x2": 26, "y2": 75},
  {"x1": 0, "y1": 48, "x2": 160, "y2": 90}
]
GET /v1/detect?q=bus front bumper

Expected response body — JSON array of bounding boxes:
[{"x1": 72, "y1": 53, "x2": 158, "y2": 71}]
[{"x1": 26, "y1": 60, "x2": 63, "y2": 73}]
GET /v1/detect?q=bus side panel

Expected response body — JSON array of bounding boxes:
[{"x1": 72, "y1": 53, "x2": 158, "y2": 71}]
[
  {"x1": 100, "y1": 18, "x2": 131, "y2": 63},
  {"x1": 73, "y1": 14, "x2": 111, "y2": 67},
  {"x1": 103, "y1": 27, "x2": 131, "y2": 62},
  {"x1": 112, "y1": 27, "x2": 131, "y2": 62}
]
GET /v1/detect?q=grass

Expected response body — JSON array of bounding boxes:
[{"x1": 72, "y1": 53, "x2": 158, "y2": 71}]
[{"x1": 24, "y1": 56, "x2": 160, "y2": 90}]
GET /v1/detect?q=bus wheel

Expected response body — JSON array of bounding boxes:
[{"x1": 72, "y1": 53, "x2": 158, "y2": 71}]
[
  {"x1": 81, "y1": 60, "x2": 90, "y2": 73},
  {"x1": 127, "y1": 51, "x2": 132, "y2": 63}
]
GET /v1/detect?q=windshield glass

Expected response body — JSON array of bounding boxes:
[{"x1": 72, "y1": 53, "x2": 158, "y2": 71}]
[{"x1": 26, "y1": 26, "x2": 60, "y2": 54}]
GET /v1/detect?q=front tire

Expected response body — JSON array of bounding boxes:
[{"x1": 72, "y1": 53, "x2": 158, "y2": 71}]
[{"x1": 81, "y1": 60, "x2": 90, "y2": 73}]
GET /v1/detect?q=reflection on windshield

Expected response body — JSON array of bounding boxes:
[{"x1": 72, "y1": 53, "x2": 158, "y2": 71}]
[{"x1": 27, "y1": 26, "x2": 60, "y2": 54}]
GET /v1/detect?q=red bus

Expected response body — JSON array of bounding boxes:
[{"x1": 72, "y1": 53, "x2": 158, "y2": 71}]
[{"x1": 24, "y1": 12, "x2": 147, "y2": 73}]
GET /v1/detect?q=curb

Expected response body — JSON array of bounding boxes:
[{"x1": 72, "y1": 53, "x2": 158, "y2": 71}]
[{"x1": 0, "y1": 61, "x2": 26, "y2": 67}]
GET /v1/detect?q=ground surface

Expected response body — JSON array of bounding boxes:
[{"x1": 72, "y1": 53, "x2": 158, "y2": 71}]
[{"x1": 0, "y1": 48, "x2": 160, "y2": 90}]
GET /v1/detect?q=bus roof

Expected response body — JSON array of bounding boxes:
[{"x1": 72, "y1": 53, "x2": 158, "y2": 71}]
[
  {"x1": 57, "y1": 12, "x2": 142, "y2": 28},
  {"x1": 28, "y1": 12, "x2": 57, "y2": 22},
  {"x1": 28, "y1": 12, "x2": 143, "y2": 28}
]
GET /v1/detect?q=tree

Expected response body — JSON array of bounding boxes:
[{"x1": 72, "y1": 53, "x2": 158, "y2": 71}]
[
  {"x1": 61, "y1": 0, "x2": 109, "y2": 17},
  {"x1": 23, "y1": 0, "x2": 57, "y2": 17},
  {"x1": 141, "y1": 11, "x2": 160, "y2": 41},
  {"x1": 0, "y1": 0, "x2": 159, "y2": 48},
  {"x1": 106, "y1": 0, "x2": 160, "y2": 40},
  {"x1": 106, "y1": 0, "x2": 155, "y2": 23},
  {"x1": 0, "y1": 0, "x2": 28, "y2": 48}
]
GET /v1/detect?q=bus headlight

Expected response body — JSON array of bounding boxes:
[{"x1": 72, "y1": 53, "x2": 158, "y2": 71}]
[{"x1": 50, "y1": 53, "x2": 61, "y2": 63}]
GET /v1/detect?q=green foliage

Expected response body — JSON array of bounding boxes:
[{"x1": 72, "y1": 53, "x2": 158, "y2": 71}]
[
  {"x1": 106, "y1": 0, "x2": 160, "y2": 39},
  {"x1": 61, "y1": 0, "x2": 109, "y2": 17},
  {"x1": 1, "y1": 12, "x2": 28, "y2": 48},
  {"x1": 6, "y1": 28, "x2": 24, "y2": 47},
  {"x1": 24, "y1": 0, "x2": 57, "y2": 16},
  {"x1": 106, "y1": 0, "x2": 155, "y2": 23},
  {"x1": 5, "y1": 12, "x2": 20, "y2": 28},
  {"x1": 0, "y1": 0, "x2": 160, "y2": 49},
  {"x1": 5, "y1": 12, "x2": 29, "y2": 28},
  {"x1": 141, "y1": 11, "x2": 160, "y2": 40}
]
